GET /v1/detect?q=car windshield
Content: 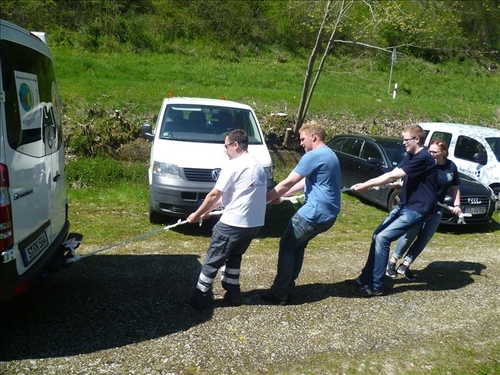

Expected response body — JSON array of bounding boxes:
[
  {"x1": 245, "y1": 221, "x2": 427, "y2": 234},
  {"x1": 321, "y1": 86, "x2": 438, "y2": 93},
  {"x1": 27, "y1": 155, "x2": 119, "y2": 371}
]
[
  {"x1": 159, "y1": 104, "x2": 263, "y2": 144},
  {"x1": 377, "y1": 139, "x2": 407, "y2": 166},
  {"x1": 485, "y1": 137, "x2": 500, "y2": 162}
]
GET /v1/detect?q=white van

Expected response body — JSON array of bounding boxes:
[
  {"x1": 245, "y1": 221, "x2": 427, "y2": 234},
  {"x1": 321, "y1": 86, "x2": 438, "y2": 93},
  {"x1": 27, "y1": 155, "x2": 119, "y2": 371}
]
[
  {"x1": 0, "y1": 20, "x2": 82, "y2": 300},
  {"x1": 141, "y1": 97, "x2": 274, "y2": 223},
  {"x1": 419, "y1": 122, "x2": 500, "y2": 204}
]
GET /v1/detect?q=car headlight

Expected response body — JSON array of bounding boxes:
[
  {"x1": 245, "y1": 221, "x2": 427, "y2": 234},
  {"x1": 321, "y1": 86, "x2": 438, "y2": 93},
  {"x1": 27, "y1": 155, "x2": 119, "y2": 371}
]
[
  {"x1": 486, "y1": 185, "x2": 496, "y2": 201},
  {"x1": 153, "y1": 161, "x2": 180, "y2": 178}
]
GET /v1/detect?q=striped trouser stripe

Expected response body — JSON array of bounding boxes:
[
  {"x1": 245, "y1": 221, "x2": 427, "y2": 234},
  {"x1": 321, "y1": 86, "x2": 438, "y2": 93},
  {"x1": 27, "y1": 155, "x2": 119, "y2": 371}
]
[
  {"x1": 196, "y1": 272, "x2": 215, "y2": 293},
  {"x1": 221, "y1": 265, "x2": 240, "y2": 286}
]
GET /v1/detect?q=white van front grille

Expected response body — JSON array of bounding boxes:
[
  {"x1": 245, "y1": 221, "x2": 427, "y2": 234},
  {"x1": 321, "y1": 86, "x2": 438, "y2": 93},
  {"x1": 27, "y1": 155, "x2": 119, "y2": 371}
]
[{"x1": 183, "y1": 168, "x2": 218, "y2": 182}]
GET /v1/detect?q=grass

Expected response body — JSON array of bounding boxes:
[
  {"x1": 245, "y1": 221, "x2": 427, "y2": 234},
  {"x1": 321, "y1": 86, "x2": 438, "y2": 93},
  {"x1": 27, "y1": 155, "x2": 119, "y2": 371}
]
[{"x1": 54, "y1": 47, "x2": 500, "y2": 131}]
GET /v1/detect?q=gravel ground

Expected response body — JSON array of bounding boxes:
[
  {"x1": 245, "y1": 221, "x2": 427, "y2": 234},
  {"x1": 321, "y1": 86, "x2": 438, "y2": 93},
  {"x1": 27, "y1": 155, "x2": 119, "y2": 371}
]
[{"x1": 1, "y1": 224, "x2": 499, "y2": 374}]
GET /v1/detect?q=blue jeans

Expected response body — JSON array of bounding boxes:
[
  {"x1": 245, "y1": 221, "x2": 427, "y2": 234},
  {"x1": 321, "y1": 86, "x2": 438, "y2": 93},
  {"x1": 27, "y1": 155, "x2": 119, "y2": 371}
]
[
  {"x1": 359, "y1": 207, "x2": 425, "y2": 291},
  {"x1": 392, "y1": 209, "x2": 442, "y2": 265},
  {"x1": 271, "y1": 213, "x2": 336, "y2": 300}
]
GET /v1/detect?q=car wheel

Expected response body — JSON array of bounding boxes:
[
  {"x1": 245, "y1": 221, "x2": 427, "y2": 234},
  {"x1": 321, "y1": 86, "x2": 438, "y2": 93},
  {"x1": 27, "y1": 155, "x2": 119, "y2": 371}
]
[{"x1": 387, "y1": 189, "x2": 401, "y2": 211}]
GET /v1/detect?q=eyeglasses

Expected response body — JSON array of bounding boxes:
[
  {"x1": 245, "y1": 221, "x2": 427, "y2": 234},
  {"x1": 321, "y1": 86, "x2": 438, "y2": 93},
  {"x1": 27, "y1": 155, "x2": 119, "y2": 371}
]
[
  {"x1": 224, "y1": 141, "x2": 235, "y2": 149},
  {"x1": 402, "y1": 137, "x2": 416, "y2": 143},
  {"x1": 428, "y1": 150, "x2": 440, "y2": 154}
]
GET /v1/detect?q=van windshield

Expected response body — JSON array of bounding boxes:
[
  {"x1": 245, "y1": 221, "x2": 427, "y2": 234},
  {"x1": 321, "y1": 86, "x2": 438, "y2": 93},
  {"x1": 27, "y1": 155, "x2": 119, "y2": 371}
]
[
  {"x1": 159, "y1": 105, "x2": 263, "y2": 144},
  {"x1": 486, "y1": 137, "x2": 500, "y2": 162}
]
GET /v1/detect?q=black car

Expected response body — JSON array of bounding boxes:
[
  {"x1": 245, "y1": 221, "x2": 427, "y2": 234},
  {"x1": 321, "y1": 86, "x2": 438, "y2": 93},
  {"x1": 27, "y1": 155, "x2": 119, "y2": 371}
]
[{"x1": 328, "y1": 134, "x2": 496, "y2": 225}]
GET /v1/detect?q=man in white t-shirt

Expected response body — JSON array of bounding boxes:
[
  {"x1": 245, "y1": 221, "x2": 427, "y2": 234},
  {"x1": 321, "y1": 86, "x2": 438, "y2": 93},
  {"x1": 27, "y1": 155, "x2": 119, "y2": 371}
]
[{"x1": 186, "y1": 129, "x2": 267, "y2": 310}]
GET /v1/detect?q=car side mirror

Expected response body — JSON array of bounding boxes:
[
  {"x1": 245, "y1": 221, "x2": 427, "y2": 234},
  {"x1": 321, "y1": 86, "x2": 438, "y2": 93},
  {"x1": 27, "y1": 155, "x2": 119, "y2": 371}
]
[
  {"x1": 472, "y1": 152, "x2": 486, "y2": 164},
  {"x1": 141, "y1": 123, "x2": 154, "y2": 141},
  {"x1": 367, "y1": 156, "x2": 383, "y2": 165}
]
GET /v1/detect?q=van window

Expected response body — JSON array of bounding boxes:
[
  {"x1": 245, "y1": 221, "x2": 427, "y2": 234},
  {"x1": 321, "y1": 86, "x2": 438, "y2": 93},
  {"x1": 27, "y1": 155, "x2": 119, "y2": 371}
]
[
  {"x1": 1, "y1": 40, "x2": 62, "y2": 157},
  {"x1": 428, "y1": 131, "x2": 452, "y2": 147},
  {"x1": 485, "y1": 137, "x2": 500, "y2": 162},
  {"x1": 454, "y1": 136, "x2": 486, "y2": 163},
  {"x1": 160, "y1": 105, "x2": 263, "y2": 144}
]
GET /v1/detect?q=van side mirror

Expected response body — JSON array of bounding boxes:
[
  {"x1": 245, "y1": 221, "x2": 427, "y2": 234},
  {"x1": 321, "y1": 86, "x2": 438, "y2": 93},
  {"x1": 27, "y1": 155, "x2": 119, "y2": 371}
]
[
  {"x1": 472, "y1": 152, "x2": 486, "y2": 164},
  {"x1": 141, "y1": 123, "x2": 154, "y2": 141}
]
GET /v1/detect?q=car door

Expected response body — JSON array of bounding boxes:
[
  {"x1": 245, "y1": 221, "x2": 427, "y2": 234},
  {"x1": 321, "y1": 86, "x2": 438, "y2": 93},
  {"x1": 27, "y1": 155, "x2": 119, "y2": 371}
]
[
  {"x1": 353, "y1": 140, "x2": 389, "y2": 204},
  {"x1": 328, "y1": 137, "x2": 362, "y2": 189}
]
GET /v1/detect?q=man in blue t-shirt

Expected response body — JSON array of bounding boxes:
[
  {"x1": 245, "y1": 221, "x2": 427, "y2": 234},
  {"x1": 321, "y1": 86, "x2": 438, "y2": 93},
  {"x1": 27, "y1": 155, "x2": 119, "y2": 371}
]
[
  {"x1": 260, "y1": 120, "x2": 341, "y2": 305},
  {"x1": 347, "y1": 125, "x2": 437, "y2": 297}
]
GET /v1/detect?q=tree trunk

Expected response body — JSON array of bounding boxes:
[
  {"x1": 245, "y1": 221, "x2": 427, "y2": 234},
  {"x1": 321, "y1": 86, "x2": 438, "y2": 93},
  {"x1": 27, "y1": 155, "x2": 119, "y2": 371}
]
[{"x1": 290, "y1": 0, "x2": 352, "y2": 147}]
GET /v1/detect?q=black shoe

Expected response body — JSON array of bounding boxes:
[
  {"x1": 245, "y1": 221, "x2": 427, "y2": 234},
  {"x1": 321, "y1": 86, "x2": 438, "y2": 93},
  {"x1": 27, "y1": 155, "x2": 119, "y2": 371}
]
[
  {"x1": 352, "y1": 285, "x2": 383, "y2": 298},
  {"x1": 397, "y1": 264, "x2": 416, "y2": 281},
  {"x1": 345, "y1": 278, "x2": 365, "y2": 287},
  {"x1": 259, "y1": 290, "x2": 288, "y2": 306},
  {"x1": 223, "y1": 291, "x2": 242, "y2": 306},
  {"x1": 386, "y1": 262, "x2": 398, "y2": 278},
  {"x1": 187, "y1": 292, "x2": 212, "y2": 310}
]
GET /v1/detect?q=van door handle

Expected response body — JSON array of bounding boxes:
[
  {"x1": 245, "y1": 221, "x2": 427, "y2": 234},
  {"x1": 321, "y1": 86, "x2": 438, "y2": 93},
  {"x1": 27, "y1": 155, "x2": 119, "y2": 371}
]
[{"x1": 53, "y1": 173, "x2": 61, "y2": 182}]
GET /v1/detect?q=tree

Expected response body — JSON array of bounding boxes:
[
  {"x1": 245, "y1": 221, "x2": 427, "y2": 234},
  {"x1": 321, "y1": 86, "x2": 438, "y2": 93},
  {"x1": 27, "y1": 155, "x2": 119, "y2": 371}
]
[{"x1": 292, "y1": 0, "x2": 353, "y2": 144}]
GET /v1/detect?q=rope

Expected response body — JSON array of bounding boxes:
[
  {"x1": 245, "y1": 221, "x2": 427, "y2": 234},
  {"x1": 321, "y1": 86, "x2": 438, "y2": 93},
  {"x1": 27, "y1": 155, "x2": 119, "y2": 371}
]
[
  {"x1": 66, "y1": 211, "x2": 222, "y2": 264},
  {"x1": 437, "y1": 202, "x2": 471, "y2": 225},
  {"x1": 67, "y1": 180, "x2": 444, "y2": 263},
  {"x1": 276, "y1": 184, "x2": 394, "y2": 203}
]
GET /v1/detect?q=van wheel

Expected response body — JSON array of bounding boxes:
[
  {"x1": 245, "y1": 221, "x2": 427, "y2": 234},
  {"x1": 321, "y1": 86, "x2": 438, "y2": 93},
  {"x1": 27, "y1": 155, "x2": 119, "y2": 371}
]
[
  {"x1": 149, "y1": 209, "x2": 165, "y2": 224},
  {"x1": 388, "y1": 190, "x2": 400, "y2": 211}
]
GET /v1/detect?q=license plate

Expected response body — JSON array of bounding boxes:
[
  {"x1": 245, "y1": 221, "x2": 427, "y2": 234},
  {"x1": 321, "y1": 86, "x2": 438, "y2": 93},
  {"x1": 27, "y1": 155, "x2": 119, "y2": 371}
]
[
  {"x1": 22, "y1": 231, "x2": 49, "y2": 266},
  {"x1": 463, "y1": 206, "x2": 487, "y2": 215}
]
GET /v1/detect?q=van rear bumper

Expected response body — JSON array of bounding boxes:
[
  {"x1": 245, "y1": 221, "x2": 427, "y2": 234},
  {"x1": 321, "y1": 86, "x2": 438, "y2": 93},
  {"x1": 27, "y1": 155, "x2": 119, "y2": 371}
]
[{"x1": 0, "y1": 220, "x2": 70, "y2": 301}]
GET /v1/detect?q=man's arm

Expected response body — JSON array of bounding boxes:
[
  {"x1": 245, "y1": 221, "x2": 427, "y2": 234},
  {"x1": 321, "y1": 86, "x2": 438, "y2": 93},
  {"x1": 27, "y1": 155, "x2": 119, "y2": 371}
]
[
  {"x1": 187, "y1": 187, "x2": 223, "y2": 223},
  {"x1": 266, "y1": 171, "x2": 304, "y2": 203},
  {"x1": 351, "y1": 167, "x2": 406, "y2": 192}
]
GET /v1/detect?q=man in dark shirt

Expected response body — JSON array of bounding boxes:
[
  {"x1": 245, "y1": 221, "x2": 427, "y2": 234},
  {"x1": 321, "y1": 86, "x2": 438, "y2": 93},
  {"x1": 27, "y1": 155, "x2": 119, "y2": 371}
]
[{"x1": 347, "y1": 125, "x2": 437, "y2": 297}]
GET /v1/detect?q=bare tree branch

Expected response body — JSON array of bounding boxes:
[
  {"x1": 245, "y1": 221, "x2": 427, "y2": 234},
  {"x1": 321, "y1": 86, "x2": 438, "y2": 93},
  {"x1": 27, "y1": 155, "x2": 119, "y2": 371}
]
[{"x1": 294, "y1": 0, "x2": 333, "y2": 136}]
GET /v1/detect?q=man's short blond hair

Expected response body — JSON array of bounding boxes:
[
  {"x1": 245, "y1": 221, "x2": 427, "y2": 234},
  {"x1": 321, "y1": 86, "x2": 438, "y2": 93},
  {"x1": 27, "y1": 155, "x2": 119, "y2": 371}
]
[
  {"x1": 299, "y1": 120, "x2": 326, "y2": 141},
  {"x1": 403, "y1": 125, "x2": 426, "y2": 146}
]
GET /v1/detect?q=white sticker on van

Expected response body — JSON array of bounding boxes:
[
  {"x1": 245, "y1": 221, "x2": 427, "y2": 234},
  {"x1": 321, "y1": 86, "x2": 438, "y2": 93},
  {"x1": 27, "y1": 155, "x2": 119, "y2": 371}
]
[{"x1": 14, "y1": 70, "x2": 41, "y2": 130}]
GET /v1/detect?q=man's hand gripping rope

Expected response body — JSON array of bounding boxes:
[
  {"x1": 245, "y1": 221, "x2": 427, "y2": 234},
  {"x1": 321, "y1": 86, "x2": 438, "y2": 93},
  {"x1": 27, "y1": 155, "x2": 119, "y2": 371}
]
[{"x1": 437, "y1": 202, "x2": 471, "y2": 225}]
